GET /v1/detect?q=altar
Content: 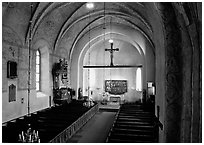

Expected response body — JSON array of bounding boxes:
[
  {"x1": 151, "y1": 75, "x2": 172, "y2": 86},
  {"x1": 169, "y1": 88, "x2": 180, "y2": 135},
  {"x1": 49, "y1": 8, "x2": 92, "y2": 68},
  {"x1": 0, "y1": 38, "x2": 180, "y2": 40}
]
[
  {"x1": 109, "y1": 96, "x2": 120, "y2": 102},
  {"x1": 104, "y1": 80, "x2": 127, "y2": 104},
  {"x1": 109, "y1": 94, "x2": 125, "y2": 104},
  {"x1": 101, "y1": 92, "x2": 125, "y2": 105}
]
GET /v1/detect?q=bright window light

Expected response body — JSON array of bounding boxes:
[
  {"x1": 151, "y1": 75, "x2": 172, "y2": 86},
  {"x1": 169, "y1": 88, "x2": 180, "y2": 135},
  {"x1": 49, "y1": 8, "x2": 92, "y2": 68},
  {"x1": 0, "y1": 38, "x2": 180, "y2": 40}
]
[
  {"x1": 136, "y1": 68, "x2": 142, "y2": 91},
  {"x1": 36, "y1": 50, "x2": 40, "y2": 91},
  {"x1": 89, "y1": 69, "x2": 95, "y2": 88}
]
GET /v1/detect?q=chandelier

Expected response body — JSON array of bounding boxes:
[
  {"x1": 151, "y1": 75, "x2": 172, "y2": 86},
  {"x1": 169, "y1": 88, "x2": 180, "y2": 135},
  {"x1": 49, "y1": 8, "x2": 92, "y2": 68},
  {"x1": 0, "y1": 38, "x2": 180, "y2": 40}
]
[{"x1": 18, "y1": 124, "x2": 40, "y2": 143}]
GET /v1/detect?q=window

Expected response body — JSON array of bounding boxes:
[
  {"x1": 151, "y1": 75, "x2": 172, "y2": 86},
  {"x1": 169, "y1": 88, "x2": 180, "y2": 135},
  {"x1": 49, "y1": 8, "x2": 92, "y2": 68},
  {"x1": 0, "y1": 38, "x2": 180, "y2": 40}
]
[
  {"x1": 34, "y1": 42, "x2": 50, "y2": 98},
  {"x1": 136, "y1": 68, "x2": 142, "y2": 91},
  {"x1": 89, "y1": 69, "x2": 95, "y2": 88},
  {"x1": 36, "y1": 50, "x2": 40, "y2": 91}
]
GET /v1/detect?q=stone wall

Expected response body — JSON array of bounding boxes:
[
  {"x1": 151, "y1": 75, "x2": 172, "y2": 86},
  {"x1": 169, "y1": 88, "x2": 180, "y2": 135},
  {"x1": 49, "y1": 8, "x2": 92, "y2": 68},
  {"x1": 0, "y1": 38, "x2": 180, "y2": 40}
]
[
  {"x1": 173, "y1": 3, "x2": 202, "y2": 143},
  {"x1": 156, "y1": 2, "x2": 202, "y2": 143},
  {"x1": 2, "y1": 22, "x2": 69, "y2": 123},
  {"x1": 2, "y1": 25, "x2": 51, "y2": 122}
]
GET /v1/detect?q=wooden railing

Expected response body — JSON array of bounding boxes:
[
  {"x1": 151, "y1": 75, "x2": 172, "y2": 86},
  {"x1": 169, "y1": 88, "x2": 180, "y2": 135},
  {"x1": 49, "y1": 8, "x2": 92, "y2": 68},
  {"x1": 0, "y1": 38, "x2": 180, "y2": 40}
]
[
  {"x1": 105, "y1": 108, "x2": 120, "y2": 142},
  {"x1": 49, "y1": 103, "x2": 99, "y2": 143}
]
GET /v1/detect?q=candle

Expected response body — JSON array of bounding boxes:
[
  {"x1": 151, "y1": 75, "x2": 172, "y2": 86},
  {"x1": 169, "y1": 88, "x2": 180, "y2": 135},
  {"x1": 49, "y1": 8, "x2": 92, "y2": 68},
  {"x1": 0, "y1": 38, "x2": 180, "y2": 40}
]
[
  {"x1": 22, "y1": 134, "x2": 24, "y2": 142},
  {"x1": 18, "y1": 134, "x2": 22, "y2": 141}
]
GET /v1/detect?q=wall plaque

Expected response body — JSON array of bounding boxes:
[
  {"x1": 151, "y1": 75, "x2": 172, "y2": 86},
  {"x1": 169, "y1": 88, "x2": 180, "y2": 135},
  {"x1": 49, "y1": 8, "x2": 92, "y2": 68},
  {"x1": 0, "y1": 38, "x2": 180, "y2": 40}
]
[{"x1": 9, "y1": 84, "x2": 16, "y2": 102}]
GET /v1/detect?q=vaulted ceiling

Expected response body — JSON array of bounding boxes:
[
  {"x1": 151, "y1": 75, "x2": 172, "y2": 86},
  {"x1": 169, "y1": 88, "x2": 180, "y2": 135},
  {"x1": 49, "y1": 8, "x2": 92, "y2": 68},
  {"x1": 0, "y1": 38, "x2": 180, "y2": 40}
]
[{"x1": 3, "y1": 2, "x2": 159, "y2": 59}]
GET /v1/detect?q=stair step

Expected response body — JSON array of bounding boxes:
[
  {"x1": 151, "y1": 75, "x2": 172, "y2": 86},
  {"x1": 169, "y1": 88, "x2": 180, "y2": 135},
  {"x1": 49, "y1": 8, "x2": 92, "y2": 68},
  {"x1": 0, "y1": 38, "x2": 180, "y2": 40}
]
[
  {"x1": 119, "y1": 113, "x2": 152, "y2": 116},
  {"x1": 120, "y1": 108, "x2": 144, "y2": 110},
  {"x1": 120, "y1": 110, "x2": 152, "y2": 113},
  {"x1": 117, "y1": 117, "x2": 153, "y2": 122},
  {"x1": 119, "y1": 112, "x2": 153, "y2": 115},
  {"x1": 111, "y1": 132, "x2": 154, "y2": 140},
  {"x1": 115, "y1": 123, "x2": 154, "y2": 130},
  {"x1": 113, "y1": 128, "x2": 154, "y2": 135},
  {"x1": 118, "y1": 114, "x2": 153, "y2": 119},
  {"x1": 119, "y1": 111, "x2": 153, "y2": 115},
  {"x1": 120, "y1": 109, "x2": 145, "y2": 111},
  {"x1": 118, "y1": 116, "x2": 153, "y2": 120},
  {"x1": 116, "y1": 120, "x2": 153, "y2": 125},
  {"x1": 118, "y1": 114, "x2": 153, "y2": 118},
  {"x1": 121, "y1": 109, "x2": 144, "y2": 111},
  {"x1": 108, "y1": 137, "x2": 154, "y2": 143}
]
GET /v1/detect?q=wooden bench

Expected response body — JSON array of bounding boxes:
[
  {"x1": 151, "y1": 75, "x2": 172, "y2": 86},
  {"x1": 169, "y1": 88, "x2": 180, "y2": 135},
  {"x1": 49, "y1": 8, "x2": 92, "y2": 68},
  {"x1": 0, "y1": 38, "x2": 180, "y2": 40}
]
[{"x1": 2, "y1": 101, "x2": 96, "y2": 143}]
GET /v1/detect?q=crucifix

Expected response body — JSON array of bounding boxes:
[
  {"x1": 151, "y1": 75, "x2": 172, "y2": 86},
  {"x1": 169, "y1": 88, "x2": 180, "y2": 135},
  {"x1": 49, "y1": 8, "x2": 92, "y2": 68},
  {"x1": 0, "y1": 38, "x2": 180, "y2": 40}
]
[{"x1": 105, "y1": 40, "x2": 119, "y2": 66}]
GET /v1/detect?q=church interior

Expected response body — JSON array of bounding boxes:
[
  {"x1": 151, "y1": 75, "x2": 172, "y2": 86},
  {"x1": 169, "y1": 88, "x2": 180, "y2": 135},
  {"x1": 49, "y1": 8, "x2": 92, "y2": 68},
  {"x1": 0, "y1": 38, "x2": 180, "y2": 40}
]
[{"x1": 2, "y1": 2, "x2": 202, "y2": 143}]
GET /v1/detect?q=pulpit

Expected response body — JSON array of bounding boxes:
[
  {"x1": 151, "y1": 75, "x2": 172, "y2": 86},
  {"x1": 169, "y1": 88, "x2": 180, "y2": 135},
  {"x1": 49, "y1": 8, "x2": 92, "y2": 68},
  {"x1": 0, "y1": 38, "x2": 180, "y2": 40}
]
[{"x1": 52, "y1": 58, "x2": 72, "y2": 104}]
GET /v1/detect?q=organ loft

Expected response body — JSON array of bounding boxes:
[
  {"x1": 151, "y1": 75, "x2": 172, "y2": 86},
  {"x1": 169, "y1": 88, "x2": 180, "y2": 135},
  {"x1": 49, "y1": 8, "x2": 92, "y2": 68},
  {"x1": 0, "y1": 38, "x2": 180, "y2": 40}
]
[{"x1": 2, "y1": 2, "x2": 202, "y2": 143}]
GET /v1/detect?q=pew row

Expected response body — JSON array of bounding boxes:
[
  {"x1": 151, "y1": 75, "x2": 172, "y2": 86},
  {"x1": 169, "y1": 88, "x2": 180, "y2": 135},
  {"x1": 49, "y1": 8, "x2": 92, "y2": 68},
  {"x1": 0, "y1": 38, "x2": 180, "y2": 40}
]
[
  {"x1": 106, "y1": 103, "x2": 160, "y2": 143},
  {"x1": 2, "y1": 101, "x2": 99, "y2": 143}
]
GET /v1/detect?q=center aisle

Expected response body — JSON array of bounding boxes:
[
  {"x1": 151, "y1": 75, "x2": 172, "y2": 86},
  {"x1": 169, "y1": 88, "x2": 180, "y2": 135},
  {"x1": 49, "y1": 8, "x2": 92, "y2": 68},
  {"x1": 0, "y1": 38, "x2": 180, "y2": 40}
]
[{"x1": 67, "y1": 110, "x2": 117, "y2": 143}]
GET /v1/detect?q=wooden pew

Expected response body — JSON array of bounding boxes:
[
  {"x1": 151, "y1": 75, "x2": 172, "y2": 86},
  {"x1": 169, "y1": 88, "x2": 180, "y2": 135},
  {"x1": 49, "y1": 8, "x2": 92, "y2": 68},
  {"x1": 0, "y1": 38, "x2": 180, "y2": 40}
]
[
  {"x1": 2, "y1": 101, "x2": 94, "y2": 143},
  {"x1": 107, "y1": 103, "x2": 157, "y2": 143}
]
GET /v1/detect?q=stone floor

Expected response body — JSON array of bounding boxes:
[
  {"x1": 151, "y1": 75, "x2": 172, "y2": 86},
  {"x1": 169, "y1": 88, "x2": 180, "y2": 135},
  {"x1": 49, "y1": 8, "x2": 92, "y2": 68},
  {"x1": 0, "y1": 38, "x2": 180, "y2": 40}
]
[{"x1": 67, "y1": 104, "x2": 118, "y2": 143}]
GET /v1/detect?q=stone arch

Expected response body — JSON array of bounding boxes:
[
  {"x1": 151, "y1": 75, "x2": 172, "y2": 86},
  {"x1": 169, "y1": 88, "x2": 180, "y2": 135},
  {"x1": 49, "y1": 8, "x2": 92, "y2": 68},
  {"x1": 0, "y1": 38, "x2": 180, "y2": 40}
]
[
  {"x1": 70, "y1": 23, "x2": 154, "y2": 100},
  {"x1": 32, "y1": 38, "x2": 51, "y2": 52}
]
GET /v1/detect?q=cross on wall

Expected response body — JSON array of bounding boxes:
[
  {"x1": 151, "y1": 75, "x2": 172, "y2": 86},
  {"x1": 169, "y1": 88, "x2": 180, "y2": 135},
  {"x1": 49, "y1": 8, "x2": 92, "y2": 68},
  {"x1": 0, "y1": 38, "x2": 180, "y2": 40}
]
[{"x1": 105, "y1": 40, "x2": 119, "y2": 66}]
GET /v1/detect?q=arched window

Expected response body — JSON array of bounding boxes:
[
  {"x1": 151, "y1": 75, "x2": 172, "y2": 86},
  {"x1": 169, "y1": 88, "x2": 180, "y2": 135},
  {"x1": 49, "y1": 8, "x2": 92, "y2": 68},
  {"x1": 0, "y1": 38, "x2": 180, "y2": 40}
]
[
  {"x1": 136, "y1": 68, "x2": 142, "y2": 91},
  {"x1": 36, "y1": 50, "x2": 40, "y2": 91}
]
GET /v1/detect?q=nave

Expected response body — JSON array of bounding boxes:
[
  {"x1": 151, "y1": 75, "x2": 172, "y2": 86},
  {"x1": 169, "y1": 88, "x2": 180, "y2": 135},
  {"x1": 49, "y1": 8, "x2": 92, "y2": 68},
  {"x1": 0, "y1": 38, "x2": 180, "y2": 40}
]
[{"x1": 2, "y1": 2, "x2": 201, "y2": 143}]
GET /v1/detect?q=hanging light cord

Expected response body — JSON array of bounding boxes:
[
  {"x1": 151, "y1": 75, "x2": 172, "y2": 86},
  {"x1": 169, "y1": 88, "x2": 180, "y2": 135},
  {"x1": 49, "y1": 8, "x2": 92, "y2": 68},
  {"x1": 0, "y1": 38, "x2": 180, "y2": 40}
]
[
  {"x1": 109, "y1": 16, "x2": 112, "y2": 81},
  {"x1": 103, "y1": 2, "x2": 106, "y2": 91},
  {"x1": 27, "y1": 2, "x2": 33, "y2": 116},
  {"x1": 88, "y1": 8, "x2": 91, "y2": 98}
]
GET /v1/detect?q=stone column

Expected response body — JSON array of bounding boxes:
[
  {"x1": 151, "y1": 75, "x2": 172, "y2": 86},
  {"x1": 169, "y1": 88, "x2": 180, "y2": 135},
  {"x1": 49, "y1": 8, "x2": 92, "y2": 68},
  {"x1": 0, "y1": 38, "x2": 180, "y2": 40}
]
[{"x1": 159, "y1": 3, "x2": 183, "y2": 142}]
